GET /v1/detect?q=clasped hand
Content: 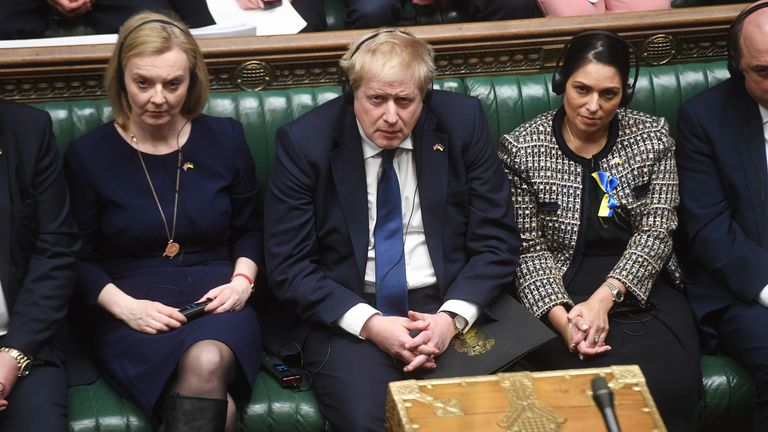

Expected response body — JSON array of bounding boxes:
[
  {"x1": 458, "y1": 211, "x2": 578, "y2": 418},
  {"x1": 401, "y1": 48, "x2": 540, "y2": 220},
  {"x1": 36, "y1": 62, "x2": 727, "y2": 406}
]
[
  {"x1": 360, "y1": 311, "x2": 457, "y2": 373},
  {"x1": 550, "y1": 288, "x2": 614, "y2": 359},
  {"x1": 0, "y1": 353, "x2": 19, "y2": 411}
]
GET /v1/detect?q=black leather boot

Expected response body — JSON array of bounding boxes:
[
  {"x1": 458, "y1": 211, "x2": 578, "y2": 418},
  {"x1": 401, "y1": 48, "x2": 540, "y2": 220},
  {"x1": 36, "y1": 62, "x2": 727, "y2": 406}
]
[{"x1": 161, "y1": 392, "x2": 228, "y2": 432}]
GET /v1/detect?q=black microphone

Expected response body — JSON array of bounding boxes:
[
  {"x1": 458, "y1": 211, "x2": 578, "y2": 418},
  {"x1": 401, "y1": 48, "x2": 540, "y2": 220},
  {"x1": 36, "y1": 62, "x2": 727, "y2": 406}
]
[{"x1": 592, "y1": 376, "x2": 621, "y2": 432}]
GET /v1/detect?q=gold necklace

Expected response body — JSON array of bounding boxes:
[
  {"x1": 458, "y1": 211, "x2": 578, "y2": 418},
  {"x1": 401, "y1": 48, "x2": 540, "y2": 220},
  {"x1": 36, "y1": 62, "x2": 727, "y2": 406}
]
[
  {"x1": 564, "y1": 119, "x2": 607, "y2": 158},
  {"x1": 131, "y1": 127, "x2": 185, "y2": 258}
]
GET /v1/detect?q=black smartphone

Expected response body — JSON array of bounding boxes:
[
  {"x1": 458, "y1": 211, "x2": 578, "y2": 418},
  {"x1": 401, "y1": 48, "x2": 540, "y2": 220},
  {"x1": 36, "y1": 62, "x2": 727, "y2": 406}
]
[
  {"x1": 178, "y1": 299, "x2": 212, "y2": 321},
  {"x1": 262, "y1": 0, "x2": 282, "y2": 9}
]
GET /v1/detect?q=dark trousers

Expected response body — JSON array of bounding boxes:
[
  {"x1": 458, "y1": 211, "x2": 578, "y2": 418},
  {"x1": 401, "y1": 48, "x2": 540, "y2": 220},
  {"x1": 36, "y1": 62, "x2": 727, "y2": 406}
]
[
  {"x1": 454, "y1": 0, "x2": 542, "y2": 20},
  {"x1": 717, "y1": 302, "x2": 768, "y2": 431},
  {"x1": 302, "y1": 286, "x2": 441, "y2": 432},
  {"x1": 0, "y1": 0, "x2": 172, "y2": 39},
  {"x1": 522, "y1": 283, "x2": 701, "y2": 431},
  {"x1": 0, "y1": 362, "x2": 68, "y2": 430},
  {"x1": 341, "y1": 0, "x2": 541, "y2": 29}
]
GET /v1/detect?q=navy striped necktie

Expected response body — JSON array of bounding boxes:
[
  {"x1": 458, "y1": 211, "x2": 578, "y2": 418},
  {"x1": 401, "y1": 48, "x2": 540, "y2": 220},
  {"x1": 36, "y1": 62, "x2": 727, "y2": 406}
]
[{"x1": 374, "y1": 149, "x2": 408, "y2": 316}]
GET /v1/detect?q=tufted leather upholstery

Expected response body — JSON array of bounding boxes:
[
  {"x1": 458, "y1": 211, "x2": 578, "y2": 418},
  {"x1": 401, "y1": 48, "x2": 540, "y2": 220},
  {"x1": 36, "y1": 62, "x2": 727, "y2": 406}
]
[{"x1": 37, "y1": 60, "x2": 751, "y2": 431}]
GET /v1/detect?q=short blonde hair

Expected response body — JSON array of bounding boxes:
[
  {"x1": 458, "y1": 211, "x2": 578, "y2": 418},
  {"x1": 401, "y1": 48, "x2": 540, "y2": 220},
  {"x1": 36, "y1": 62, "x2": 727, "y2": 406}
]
[
  {"x1": 340, "y1": 28, "x2": 435, "y2": 98},
  {"x1": 104, "y1": 11, "x2": 209, "y2": 127}
]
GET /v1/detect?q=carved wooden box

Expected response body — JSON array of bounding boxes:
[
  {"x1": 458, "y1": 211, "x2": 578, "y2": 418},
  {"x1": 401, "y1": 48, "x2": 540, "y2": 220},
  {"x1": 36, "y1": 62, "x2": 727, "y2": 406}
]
[{"x1": 386, "y1": 365, "x2": 665, "y2": 432}]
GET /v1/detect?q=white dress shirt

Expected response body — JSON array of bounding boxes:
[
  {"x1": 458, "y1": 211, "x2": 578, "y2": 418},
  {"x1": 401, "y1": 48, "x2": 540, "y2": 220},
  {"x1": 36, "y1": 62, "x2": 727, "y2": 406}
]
[
  {"x1": 336, "y1": 122, "x2": 480, "y2": 337},
  {"x1": 756, "y1": 104, "x2": 768, "y2": 308},
  {"x1": 0, "y1": 280, "x2": 9, "y2": 335}
]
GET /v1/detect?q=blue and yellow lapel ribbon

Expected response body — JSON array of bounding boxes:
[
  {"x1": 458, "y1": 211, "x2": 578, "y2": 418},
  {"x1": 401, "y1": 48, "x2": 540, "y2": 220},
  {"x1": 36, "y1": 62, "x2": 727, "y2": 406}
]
[{"x1": 592, "y1": 171, "x2": 618, "y2": 217}]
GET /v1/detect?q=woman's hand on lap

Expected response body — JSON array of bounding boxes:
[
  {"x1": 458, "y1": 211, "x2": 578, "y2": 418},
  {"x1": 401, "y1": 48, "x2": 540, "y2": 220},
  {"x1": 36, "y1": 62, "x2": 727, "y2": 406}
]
[
  {"x1": 118, "y1": 299, "x2": 187, "y2": 334},
  {"x1": 199, "y1": 279, "x2": 252, "y2": 313}
]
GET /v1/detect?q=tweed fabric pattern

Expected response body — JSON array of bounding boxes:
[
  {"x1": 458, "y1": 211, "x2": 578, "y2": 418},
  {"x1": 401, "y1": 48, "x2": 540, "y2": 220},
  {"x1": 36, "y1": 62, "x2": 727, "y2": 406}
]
[{"x1": 499, "y1": 109, "x2": 681, "y2": 317}]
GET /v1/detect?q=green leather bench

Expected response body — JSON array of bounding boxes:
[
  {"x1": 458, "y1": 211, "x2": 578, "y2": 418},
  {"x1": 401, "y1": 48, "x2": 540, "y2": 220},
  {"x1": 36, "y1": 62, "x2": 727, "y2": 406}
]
[{"x1": 38, "y1": 60, "x2": 752, "y2": 431}]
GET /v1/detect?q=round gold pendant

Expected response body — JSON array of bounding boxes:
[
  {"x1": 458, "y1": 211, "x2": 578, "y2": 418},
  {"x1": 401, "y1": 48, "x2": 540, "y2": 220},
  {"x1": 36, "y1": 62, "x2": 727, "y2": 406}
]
[{"x1": 164, "y1": 241, "x2": 181, "y2": 258}]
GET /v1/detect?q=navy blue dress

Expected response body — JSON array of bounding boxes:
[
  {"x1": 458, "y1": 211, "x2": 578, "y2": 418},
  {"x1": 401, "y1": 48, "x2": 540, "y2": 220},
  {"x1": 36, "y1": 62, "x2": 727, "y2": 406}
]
[{"x1": 65, "y1": 115, "x2": 263, "y2": 416}]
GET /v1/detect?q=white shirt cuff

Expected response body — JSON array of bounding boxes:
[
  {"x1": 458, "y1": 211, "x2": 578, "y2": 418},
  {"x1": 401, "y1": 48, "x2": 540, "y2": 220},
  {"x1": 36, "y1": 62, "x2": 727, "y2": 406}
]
[
  {"x1": 438, "y1": 299, "x2": 480, "y2": 333},
  {"x1": 758, "y1": 284, "x2": 768, "y2": 308},
  {"x1": 337, "y1": 303, "x2": 380, "y2": 338}
]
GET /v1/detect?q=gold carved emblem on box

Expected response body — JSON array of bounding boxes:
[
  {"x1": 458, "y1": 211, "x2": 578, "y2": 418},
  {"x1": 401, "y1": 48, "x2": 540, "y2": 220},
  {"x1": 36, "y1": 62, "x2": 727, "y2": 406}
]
[{"x1": 386, "y1": 365, "x2": 665, "y2": 432}]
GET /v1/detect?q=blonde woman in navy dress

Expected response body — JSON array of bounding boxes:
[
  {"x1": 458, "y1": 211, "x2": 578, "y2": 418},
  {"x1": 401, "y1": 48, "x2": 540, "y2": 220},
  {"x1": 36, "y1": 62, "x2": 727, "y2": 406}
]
[{"x1": 65, "y1": 12, "x2": 262, "y2": 431}]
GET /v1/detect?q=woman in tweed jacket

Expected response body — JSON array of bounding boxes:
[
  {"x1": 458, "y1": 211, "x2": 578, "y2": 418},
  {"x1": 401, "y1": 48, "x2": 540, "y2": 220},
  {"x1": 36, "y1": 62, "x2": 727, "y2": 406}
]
[{"x1": 499, "y1": 31, "x2": 700, "y2": 430}]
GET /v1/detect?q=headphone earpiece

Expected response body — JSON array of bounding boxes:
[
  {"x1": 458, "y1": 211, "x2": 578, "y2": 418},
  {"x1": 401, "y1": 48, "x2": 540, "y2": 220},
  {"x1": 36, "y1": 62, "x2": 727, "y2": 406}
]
[
  {"x1": 551, "y1": 69, "x2": 565, "y2": 95},
  {"x1": 551, "y1": 30, "x2": 639, "y2": 108},
  {"x1": 727, "y1": 2, "x2": 768, "y2": 80},
  {"x1": 341, "y1": 72, "x2": 353, "y2": 104},
  {"x1": 622, "y1": 82, "x2": 634, "y2": 107}
]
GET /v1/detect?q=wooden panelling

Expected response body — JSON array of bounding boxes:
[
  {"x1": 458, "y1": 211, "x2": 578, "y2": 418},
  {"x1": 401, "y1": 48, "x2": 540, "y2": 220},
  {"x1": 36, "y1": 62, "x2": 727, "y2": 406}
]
[{"x1": 0, "y1": 4, "x2": 745, "y2": 102}]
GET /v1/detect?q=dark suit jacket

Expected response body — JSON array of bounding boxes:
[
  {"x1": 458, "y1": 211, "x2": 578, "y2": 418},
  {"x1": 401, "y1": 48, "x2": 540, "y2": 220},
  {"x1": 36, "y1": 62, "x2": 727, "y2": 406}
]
[
  {"x1": 0, "y1": 99, "x2": 78, "y2": 364},
  {"x1": 262, "y1": 91, "x2": 521, "y2": 348},
  {"x1": 677, "y1": 78, "x2": 768, "y2": 351}
]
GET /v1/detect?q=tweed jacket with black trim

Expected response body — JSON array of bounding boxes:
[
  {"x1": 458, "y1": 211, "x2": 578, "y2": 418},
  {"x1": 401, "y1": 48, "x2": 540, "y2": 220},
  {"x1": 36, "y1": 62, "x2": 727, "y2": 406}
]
[{"x1": 498, "y1": 108, "x2": 682, "y2": 318}]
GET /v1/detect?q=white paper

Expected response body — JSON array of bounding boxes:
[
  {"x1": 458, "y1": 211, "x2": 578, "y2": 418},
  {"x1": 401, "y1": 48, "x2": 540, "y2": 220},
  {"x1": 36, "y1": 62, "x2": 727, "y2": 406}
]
[
  {"x1": 0, "y1": 1, "x2": 305, "y2": 48},
  {"x1": 0, "y1": 33, "x2": 117, "y2": 49},
  {"x1": 0, "y1": 22, "x2": 257, "y2": 49},
  {"x1": 205, "y1": 0, "x2": 307, "y2": 35}
]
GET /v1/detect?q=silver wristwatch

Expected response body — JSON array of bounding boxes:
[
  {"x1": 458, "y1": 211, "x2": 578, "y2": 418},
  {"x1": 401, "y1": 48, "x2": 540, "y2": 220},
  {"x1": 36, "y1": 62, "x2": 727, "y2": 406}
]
[{"x1": 603, "y1": 281, "x2": 624, "y2": 303}]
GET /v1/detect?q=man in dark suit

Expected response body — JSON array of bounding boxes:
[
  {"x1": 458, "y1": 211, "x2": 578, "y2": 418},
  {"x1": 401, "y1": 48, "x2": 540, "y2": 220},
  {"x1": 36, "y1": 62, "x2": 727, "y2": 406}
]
[
  {"x1": 0, "y1": 0, "x2": 172, "y2": 39},
  {"x1": 0, "y1": 99, "x2": 78, "y2": 429},
  {"x1": 676, "y1": 2, "x2": 768, "y2": 429},
  {"x1": 263, "y1": 29, "x2": 520, "y2": 432}
]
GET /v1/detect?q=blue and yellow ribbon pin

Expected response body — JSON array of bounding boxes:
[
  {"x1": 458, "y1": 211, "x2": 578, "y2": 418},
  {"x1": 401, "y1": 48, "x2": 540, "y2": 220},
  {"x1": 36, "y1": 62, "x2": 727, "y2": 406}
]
[{"x1": 592, "y1": 171, "x2": 618, "y2": 217}]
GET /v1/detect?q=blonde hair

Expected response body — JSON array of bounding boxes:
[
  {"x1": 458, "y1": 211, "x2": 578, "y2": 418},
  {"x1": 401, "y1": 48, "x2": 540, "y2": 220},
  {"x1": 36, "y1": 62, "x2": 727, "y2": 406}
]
[
  {"x1": 104, "y1": 11, "x2": 209, "y2": 127},
  {"x1": 340, "y1": 28, "x2": 435, "y2": 97}
]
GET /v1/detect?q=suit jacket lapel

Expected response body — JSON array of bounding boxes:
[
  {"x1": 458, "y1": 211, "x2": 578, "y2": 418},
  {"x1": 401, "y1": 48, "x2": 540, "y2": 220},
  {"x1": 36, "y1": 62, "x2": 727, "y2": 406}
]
[
  {"x1": 330, "y1": 108, "x2": 369, "y2": 283},
  {"x1": 0, "y1": 125, "x2": 11, "y2": 290},
  {"x1": 729, "y1": 88, "x2": 768, "y2": 245},
  {"x1": 414, "y1": 107, "x2": 449, "y2": 292}
]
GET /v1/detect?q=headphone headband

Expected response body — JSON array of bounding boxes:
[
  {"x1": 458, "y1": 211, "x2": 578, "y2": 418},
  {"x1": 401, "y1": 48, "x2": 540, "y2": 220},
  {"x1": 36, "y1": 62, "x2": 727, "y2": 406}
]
[
  {"x1": 117, "y1": 19, "x2": 186, "y2": 64},
  {"x1": 551, "y1": 30, "x2": 639, "y2": 108},
  {"x1": 347, "y1": 29, "x2": 414, "y2": 60},
  {"x1": 340, "y1": 29, "x2": 430, "y2": 104},
  {"x1": 727, "y1": 2, "x2": 768, "y2": 79}
]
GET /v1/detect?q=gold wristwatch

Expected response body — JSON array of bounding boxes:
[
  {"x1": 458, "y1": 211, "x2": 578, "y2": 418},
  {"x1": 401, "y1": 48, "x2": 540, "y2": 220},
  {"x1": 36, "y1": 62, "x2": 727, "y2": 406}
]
[
  {"x1": 0, "y1": 347, "x2": 32, "y2": 377},
  {"x1": 441, "y1": 311, "x2": 468, "y2": 334}
]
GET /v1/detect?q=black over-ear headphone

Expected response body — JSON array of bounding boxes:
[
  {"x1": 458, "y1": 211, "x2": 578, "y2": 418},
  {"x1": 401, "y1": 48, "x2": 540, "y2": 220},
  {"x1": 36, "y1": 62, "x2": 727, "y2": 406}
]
[
  {"x1": 116, "y1": 18, "x2": 197, "y2": 92},
  {"x1": 551, "y1": 30, "x2": 639, "y2": 108},
  {"x1": 340, "y1": 29, "x2": 430, "y2": 104},
  {"x1": 727, "y1": 2, "x2": 768, "y2": 80}
]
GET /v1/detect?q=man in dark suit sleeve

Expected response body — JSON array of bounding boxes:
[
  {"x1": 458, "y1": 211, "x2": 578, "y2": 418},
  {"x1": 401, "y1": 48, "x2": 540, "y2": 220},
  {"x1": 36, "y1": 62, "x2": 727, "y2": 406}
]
[
  {"x1": 676, "y1": 2, "x2": 768, "y2": 429},
  {"x1": 0, "y1": 99, "x2": 79, "y2": 430},
  {"x1": 263, "y1": 29, "x2": 521, "y2": 432},
  {"x1": 0, "y1": 0, "x2": 172, "y2": 39}
]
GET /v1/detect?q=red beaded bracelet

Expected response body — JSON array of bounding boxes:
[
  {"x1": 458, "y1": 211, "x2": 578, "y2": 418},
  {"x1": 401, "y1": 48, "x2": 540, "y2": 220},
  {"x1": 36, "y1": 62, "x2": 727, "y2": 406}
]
[{"x1": 232, "y1": 273, "x2": 254, "y2": 289}]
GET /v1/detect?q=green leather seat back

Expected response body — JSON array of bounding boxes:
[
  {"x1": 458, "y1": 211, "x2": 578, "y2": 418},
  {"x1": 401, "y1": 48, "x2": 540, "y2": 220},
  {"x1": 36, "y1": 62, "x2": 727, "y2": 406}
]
[
  {"x1": 462, "y1": 60, "x2": 729, "y2": 146},
  {"x1": 206, "y1": 87, "x2": 340, "y2": 187},
  {"x1": 38, "y1": 60, "x2": 729, "y2": 189}
]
